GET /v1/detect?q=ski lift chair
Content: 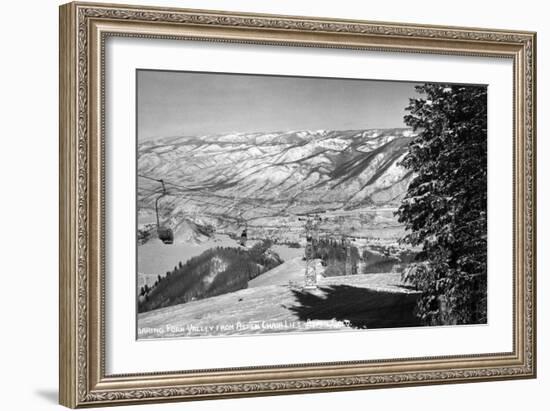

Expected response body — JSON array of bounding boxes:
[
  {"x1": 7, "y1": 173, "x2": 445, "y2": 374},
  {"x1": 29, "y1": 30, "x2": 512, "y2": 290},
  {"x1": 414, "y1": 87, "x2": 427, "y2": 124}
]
[
  {"x1": 158, "y1": 226, "x2": 174, "y2": 244},
  {"x1": 154, "y1": 179, "x2": 174, "y2": 245}
]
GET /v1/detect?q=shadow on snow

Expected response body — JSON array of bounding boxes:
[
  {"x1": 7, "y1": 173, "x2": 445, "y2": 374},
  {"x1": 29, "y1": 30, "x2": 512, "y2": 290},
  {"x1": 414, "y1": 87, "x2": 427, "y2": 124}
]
[{"x1": 289, "y1": 285, "x2": 422, "y2": 330}]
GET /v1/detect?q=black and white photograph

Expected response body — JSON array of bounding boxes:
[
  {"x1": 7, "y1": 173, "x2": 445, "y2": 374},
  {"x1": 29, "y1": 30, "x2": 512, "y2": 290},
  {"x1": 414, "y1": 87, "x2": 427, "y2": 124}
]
[{"x1": 136, "y1": 70, "x2": 487, "y2": 339}]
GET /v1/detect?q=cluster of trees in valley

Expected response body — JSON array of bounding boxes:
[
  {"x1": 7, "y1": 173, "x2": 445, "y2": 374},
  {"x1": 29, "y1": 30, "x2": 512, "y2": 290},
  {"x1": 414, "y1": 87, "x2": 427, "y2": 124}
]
[
  {"x1": 310, "y1": 238, "x2": 360, "y2": 276},
  {"x1": 310, "y1": 238, "x2": 417, "y2": 276}
]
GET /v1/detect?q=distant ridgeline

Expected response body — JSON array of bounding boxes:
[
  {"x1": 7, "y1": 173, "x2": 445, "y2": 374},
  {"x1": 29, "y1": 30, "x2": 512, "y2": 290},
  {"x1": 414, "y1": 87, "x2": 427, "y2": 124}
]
[{"x1": 138, "y1": 240, "x2": 282, "y2": 313}]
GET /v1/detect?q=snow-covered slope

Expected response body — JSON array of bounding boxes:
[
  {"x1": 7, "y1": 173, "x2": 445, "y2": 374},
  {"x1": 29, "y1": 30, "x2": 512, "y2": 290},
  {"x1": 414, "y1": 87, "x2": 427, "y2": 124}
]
[
  {"x1": 248, "y1": 257, "x2": 323, "y2": 288},
  {"x1": 137, "y1": 272, "x2": 420, "y2": 338}
]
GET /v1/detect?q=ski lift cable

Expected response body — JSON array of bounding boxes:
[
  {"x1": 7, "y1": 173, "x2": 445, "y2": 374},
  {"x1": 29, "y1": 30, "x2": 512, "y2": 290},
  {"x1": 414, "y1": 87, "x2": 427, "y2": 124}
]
[
  {"x1": 168, "y1": 185, "x2": 278, "y2": 212},
  {"x1": 138, "y1": 174, "x2": 361, "y2": 223},
  {"x1": 139, "y1": 187, "x2": 162, "y2": 194},
  {"x1": 138, "y1": 173, "x2": 280, "y2": 212},
  {"x1": 138, "y1": 187, "x2": 164, "y2": 196},
  {"x1": 140, "y1": 190, "x2": 164, "y2": 202},
  {"x1": 163, "y1": 185, "x2": 282, "y2": 214},
  {"x1": 137, "y1": 174, "x2": 165, "y2": 183},
  {"x1": 164, "y1": 194, "x2": 286, "y2": 222},
  {"x1": 141, "y1": 174, "x2": 296, "y2": 215}
]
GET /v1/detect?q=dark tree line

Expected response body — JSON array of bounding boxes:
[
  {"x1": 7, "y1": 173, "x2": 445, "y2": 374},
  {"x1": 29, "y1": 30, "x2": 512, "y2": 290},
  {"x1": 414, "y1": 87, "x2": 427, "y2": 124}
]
[
  {"x1": 396, "y1": 84, "x2": 487, "y2": 325},
  {"x1": 310, "y1": 238, "x2": 359, "y2": 276}
]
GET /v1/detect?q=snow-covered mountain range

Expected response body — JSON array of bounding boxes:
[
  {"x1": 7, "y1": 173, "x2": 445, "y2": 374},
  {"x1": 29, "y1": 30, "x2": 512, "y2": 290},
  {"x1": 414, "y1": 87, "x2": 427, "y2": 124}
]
[{"x1": 137, "y1": 128, "x2": 415, "y2": 243}]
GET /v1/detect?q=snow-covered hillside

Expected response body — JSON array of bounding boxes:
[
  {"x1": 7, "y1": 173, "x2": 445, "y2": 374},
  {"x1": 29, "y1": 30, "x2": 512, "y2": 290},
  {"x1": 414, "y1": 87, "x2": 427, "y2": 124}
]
[
  {"x1": 137, "y1": 270, "x2": 421, "y2": 338},
  {"x1": 247, "y1": 257, "x2": 323, "y2": 288}
]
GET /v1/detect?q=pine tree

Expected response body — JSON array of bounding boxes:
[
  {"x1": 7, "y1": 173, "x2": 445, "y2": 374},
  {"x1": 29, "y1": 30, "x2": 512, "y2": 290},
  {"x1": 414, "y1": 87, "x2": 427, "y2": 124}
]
[{"x1": 396, "y1": 83, "x2": 487, "y2": 325}]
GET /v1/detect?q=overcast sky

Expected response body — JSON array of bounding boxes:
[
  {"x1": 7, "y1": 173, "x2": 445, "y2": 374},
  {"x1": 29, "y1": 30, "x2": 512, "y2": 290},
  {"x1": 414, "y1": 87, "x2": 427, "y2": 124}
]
[{"x1": 137, "y1": 70, "x2": 420, "y2": 141}]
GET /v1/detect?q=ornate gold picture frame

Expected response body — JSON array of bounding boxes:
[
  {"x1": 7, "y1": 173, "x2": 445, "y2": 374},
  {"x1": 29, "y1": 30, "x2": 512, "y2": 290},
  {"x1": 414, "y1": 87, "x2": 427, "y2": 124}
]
[{"x1": 59, "y1": 1, "x2": 536, "y2": 408}]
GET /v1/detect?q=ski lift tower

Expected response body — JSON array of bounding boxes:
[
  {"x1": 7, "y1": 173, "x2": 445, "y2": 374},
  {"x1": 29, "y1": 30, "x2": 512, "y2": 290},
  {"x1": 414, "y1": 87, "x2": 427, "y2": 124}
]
[{"x1": 302, "y1": 215, "x2": 322, "y2": 289}]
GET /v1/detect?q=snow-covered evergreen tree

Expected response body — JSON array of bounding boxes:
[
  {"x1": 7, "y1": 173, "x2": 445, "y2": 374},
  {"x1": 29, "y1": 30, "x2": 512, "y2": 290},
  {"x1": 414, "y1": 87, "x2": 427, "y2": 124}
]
[{"x1": 397, "y1": 84, "x2": 487, "y2": 325}]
